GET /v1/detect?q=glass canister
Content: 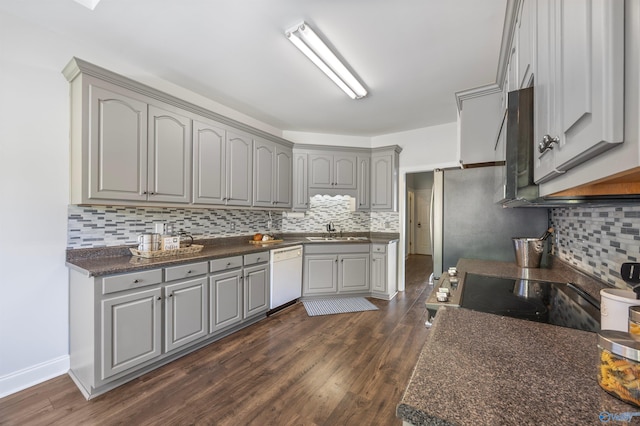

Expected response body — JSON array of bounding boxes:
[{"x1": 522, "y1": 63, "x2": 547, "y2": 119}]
[
  {"x1": 629, "y1": 306, "x2": 640, "y2": 340},
  {"x1": 598, "y1": 330, "x2": 640, "y2": 407}
]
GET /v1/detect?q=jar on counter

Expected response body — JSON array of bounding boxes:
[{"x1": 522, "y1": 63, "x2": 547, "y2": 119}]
[
  {"x1": 598, "y1": 330, "x2": 640, "y2": 407},
  {"x1": 629, "y1": 306, "x2": 640, "y2": 340}
]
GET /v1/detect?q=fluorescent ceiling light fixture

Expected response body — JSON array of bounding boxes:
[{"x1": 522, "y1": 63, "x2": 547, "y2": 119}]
[
  {"x1": 73, "y1": 0, "x2": 101, "y2": 10},
  {"x1": 286, "y1": 22, "x2": 367, "y2": 100}
]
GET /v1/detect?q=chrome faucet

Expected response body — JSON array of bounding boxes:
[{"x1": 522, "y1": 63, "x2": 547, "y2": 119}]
[{"x1": 326, "y1": 221, "x2": 336, "y2": 235}]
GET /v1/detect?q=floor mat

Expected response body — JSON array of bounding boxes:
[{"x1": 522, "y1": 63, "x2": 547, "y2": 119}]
[{"x1": 302, "y1": 297, "x2": 378, "y2": 317}]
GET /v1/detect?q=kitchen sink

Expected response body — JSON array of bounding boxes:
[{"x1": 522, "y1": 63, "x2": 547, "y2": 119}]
[{"x1": 306, "y1": 236, "x2": 369, "y2": 242}]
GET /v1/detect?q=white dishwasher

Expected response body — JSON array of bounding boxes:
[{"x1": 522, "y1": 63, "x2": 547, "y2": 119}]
[{"x1": 270, "y1": 245, "x2": 303, "y2": 310}]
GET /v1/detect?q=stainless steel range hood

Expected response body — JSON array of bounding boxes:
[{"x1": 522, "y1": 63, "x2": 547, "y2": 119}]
[{"x1": 498, "y1": 87, "x2": 640, "y2": 207}]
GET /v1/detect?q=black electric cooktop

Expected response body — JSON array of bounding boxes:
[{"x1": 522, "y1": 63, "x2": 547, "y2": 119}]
[{"x1": 460, "y1": 273, "x2": 601, "y2": 332}]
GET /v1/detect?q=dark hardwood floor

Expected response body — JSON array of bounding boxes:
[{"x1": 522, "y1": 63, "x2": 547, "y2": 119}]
[{"x1": 1, "y1": 255, "x2": 433, "y2": 426}]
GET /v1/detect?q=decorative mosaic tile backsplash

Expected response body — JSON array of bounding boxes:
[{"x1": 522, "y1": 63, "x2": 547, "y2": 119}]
[
  {"x1": 550, "y1": 205, "x2": 640, "y2": 288},
  {"x1": 67, "y1": 195, "x2": 399, "y2": 249}
]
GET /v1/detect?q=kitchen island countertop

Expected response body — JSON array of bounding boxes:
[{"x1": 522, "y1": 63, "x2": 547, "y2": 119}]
[{"x1": 397, "y1": 258, "x2": 636, "y2": 425}]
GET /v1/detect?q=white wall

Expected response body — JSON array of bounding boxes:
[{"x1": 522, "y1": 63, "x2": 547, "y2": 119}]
[
  {"x1": 0, "y1": 12, "x2": 282, "y2": 398},
  {"x1": 282, "y1": 130, "x2": 371, "y2": 148},
  {"x1": 0, "y1": 12, "x2": 459, "y2": 398}
]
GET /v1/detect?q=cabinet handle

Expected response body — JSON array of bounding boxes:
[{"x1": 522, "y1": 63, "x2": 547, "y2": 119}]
[{"x1": 538, "y1": 134, "x2": 559, "y2": 154}]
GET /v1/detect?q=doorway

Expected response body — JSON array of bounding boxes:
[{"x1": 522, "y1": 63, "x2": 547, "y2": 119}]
[{"x1": 405, "y1": 171, "x2": 433, "y2": 256}]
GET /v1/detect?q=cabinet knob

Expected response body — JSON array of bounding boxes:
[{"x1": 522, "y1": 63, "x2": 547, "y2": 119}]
[
  {"x1": 168, "y1": 293, "x2": 173, "y2": 298},
  {"x1": 538, "y1": 134, "x2": 559, "y2": 154},
  {"x1": 257, "y1": 257, "x2": 261, "y2": 262},
  {"x1": 157, "y1": 296, "x2": 162, "y2": 301},
  {"x1": 226, "y1": 262, "x2": 231, "y2": 266},
  {"x1": 187, "y1": 270, "x2": 192, "y2": 274},
  {"x1": 133, "y1": 279, "x2": 139, "y2": 283},
  {"x1": 143, "y1": 191, "x2": 147, "y2": 195}
]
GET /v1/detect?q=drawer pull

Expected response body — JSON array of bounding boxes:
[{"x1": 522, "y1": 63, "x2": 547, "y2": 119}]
[
  {"x1": 226, "y1": 262, "x2": 231, "y2": 267},
  {"x1": 187, "y1": 270, "x2": 192, "y2": 274},
  {"x1": 256, "y1": 257, "x2": 261, "y2": 262},
  {"x1": 133, "y1": 279, "x2": 140, "y2": 283}
]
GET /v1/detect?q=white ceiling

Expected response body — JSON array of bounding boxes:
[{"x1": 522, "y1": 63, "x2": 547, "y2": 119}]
[{"x1": 2, "y1": 0, "x2": 507, "y2": 137}]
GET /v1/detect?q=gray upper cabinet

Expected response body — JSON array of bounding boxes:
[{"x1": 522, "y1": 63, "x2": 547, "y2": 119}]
[
  {"x1": 455, "y1": 85, "x2": 504, "y2": 166},
  {"x1": 371, "y1": 148, "x2": 400, "y2": 211},
  {"x1": 253, "y1": 138, "x2": 292, "y2": 208},
  {"x1": 292, "y1": 153, "x2": 309, "y2": 210},
  {"x1": 309, "y1": 153, "x2": 357, "y2": 190},
  {"x1": 534, "y1": 0, "x2": 624, "y2": 184},
  {"x1": 193, "y1": 118, "x2": 252, "y2": 207},
  {"x1": 87, "y1": 85, "x2": 148, "y2": 202},
  {"x1": 193, "y1": 119, "x2": 226, "y2": 205},
  {"x1": 226, "y1": 131, "x2": 253, "y2": 206},
  {"x1": 147, "y1": 105, "x2": 192, "y2": 203},
  {"x1": 64, "y1": 58, "x2": 293, "y2": 208},
  {"x1": 356, "y1": 155, "x2": 371, "y2": 210},
  {"x1": 80, "y1": 83, "x2": 192, "y2": 204}
]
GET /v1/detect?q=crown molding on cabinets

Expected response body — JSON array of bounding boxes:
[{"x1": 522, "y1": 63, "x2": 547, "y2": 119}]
[{"x1": 62, "y1": 57, "x2": 293, "y2": 148}]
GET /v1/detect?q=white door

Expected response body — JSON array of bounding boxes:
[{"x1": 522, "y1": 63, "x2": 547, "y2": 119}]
[{"x1": 415, "y1": 189, "x2": 431, "y2": 255}]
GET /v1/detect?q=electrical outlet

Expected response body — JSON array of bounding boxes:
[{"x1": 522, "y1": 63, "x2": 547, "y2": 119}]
[
  {"x1": 267, "y1": 220, "x2": 272, "y2": 229},
  {"x1": 229, "y1": 223, "x2": 236, "y2": 231},
  {"x1": 384, "y1": 221, "x2": 390, "y2": 229}
]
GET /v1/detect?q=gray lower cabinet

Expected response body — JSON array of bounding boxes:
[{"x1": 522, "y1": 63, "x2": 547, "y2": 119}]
[
  {"x1": 244, "y1": 263, "x2": 269, "y2": 317},
  {"x1": 69, "y1": 255, "x2": 269, "y2": 399},
  {"x1": 101, "y1": 287, "x2": 162, "y2": 380},
  {"x1": 303, "y1": 244, "x2": 370, "y2": 296},
  {"x1": 164, "y1": 277, "x2": 207, "y2": 353},
  {"x1": 370, "y1": 241, "x2": 398, "y2": 300},
  {"x1": 209, "y1": 269, "x2": 243, "y2": 332},
  {"x1": 337, "y1": 254, "x2": 370, "y2": 293},
  {"x1": 303, "y1": 254, "x2": 339, "y2": 295}
]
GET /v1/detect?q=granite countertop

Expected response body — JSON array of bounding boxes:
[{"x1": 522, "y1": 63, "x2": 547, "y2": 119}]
[
  {"x1": 397, "y1": 307, "x2": 634, "y2": 426},
  {"x1": 398, "y1": 258, "x2": 635, "y2": 425},
  {"x1": 66, "y1": 232, "x2": 399, "y2": 277}
]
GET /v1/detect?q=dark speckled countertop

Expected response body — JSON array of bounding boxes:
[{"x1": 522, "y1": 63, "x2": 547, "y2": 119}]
[
  {"x1": 397, "y1": 258, "x2": 636, "y2": 426},
  {"x1": 66, "y1": 232, "x2": 399, "y2": 277}
]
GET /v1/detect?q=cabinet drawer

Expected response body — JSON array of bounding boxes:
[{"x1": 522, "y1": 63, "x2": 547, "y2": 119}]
[
  {"x1": 165, "y1": 261, "x2": 208, "y2": 282},
  {"x1": 372, "y1": 244, "x2": 387, "y2": 254},
  {"x1": 244, "y1": 251, "x2": 269, "y2": 266},
  {"x1": 210, "y1": 256, "x2": 243, "y2": 273},
  {"x1": 102, "y1": 269, "x2": 163, "y2": 295}
]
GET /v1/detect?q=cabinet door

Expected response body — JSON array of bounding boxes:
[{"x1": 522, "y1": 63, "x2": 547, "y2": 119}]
[
  {"x1": 356, "y1": 156, "x2": 371, "y2": 210},
  {"x1": 371, "y1": 154, "x2": 393, "y2": 210},
  {"x1": 308, "y1": 154, "x2": 333, "y2": 188},
  {"x1": 193, "y1": 119, "x2": 226, "y2": 205},
  {"x1": 253, "y1": 138, "x2": 275, "y2": 207},
  {"x1": 533, "y1": 0, "x2": 562, "y2": 183},
  {"x1": 552, "y1": 0, "x2": 624, "y2": 172},
  {"x1": 371, "y1": 253, "x2": 387, "y2": 293},
  {"x1": 209, "y1": 270, "x2": 243, "y2": 332},
  {"x1": 333, "y1": 154, "x2": 357, "y2": 189},
  {"x1": 147, "y1": 105, "x2": 192, "y2": 203},
  {"x1": 88, "y1": 85, "x2": 148, "y2": 201},
  {"x1": 164, "y1": 277, "x2": 207, "y2": 353},
  {"x1": 101, "y1": 287, "x2": 162, "y2": 380},
  {"x1": 226, "y1": 131, "x2": 253, "y2": 206},
  {"x1": 244, "y1": 264, "x2": 269, "y2": 318},
  {"x1": 517, "y1": 0, "x2": 535, "y2": 89},
  {"x1": 303, "y1": 254, "x2": 338, "y2": 295},
  {"x1": 338, "y1": 254, "x2": 370, "y2": 293},
  {"x1": 292, "y1": 153, "x2": 309, "y2": 210},
  {"x1": 274, "y1": 145, "x2": 293, "y2": 208}
]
